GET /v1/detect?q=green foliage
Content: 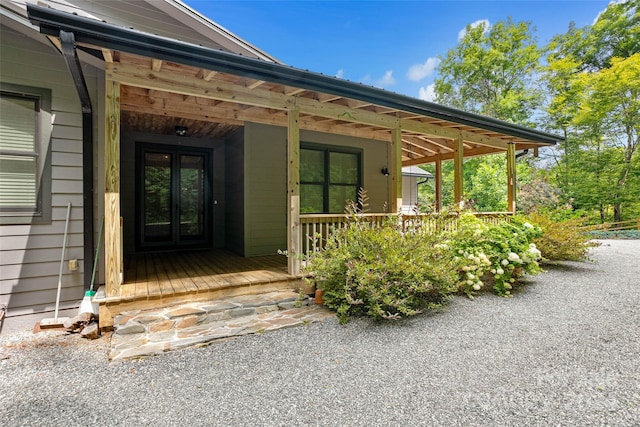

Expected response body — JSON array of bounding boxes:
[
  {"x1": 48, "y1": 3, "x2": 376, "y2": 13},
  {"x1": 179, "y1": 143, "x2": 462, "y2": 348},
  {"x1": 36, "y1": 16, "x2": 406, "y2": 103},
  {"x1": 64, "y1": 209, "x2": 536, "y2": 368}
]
[
  {"x1": 434, "y1": 18, "x2": 543, "y2": 125},
  {"x1": 544, "y1": 1, "x2": 640, "y2": 222},
  {"x1": 448, "y1": 213, "x2": 543, "y2": 297},
  {"x1": 305, "y1": 192, "x2": 546, "y2": 323},
  {"x1": 305, "y1": 193, "x2": 458, "y2": 324},
  {"x1": 527, "y1": 210, "x2": 598, "y2": 261}
]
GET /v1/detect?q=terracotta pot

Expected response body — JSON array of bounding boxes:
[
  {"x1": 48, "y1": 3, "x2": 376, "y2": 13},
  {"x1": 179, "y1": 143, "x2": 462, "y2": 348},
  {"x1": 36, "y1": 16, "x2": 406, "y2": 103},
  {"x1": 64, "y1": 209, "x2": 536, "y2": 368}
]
[{"x1": 314, "y1": 289, "x2": 325, "y2": 305}]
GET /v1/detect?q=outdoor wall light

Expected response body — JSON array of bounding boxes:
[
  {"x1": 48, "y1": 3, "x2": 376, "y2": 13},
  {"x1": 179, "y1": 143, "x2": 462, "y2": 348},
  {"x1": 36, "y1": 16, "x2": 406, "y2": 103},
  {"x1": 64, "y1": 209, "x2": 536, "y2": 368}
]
[
  {"x1": 381, "y1": 167, "x2": 390, "y2": 176},
  {"x1": 175, "y1": 126, "x2": 188, "y2": 136}
]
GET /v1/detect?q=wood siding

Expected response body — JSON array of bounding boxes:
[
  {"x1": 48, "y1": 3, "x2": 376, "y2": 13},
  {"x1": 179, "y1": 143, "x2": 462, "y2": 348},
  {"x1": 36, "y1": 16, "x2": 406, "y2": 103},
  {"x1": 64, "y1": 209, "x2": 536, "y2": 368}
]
[{"x1": 0, "y1": 25, "x2": 98, "y2": 322}]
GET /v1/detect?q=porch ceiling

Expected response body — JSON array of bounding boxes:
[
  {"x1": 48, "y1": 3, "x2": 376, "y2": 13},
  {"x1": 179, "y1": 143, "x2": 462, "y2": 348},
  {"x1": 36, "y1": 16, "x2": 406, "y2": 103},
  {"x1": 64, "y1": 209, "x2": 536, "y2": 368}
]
[
  {"x1": 29, "y1": 4, "x2": 562, "y2": 166},
  {"x1": 114, "y1": 51, "x2": 547, "y2": 165}
]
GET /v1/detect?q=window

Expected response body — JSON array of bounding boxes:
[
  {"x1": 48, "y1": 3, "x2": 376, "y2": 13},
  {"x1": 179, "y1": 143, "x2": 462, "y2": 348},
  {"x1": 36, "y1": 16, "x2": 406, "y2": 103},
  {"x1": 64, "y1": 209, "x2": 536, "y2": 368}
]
[
  {"x1": 300, "y1": 144, "x2": 361, "y2": 213},
  {"x1": 0, "y1": 84, "x2": 51, "y2": 224}
]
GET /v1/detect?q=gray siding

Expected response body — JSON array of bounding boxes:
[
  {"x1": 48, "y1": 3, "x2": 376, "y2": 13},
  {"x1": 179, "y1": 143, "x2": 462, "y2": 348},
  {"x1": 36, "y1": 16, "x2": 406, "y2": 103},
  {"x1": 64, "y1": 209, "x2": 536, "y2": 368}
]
[
  {"x1": 0, "y1": 25, "x2": 98, "y2": 327},
  {"x1": 241, "y1": 122, "x2": 391, "y2": 257}
]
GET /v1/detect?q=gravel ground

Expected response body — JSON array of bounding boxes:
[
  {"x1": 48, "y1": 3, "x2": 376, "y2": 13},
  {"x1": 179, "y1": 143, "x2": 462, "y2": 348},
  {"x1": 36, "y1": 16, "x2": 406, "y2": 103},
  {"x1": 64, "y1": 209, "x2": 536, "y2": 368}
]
[{"x1": 1, "y1": 239, "x2": 638, "y2": 426}]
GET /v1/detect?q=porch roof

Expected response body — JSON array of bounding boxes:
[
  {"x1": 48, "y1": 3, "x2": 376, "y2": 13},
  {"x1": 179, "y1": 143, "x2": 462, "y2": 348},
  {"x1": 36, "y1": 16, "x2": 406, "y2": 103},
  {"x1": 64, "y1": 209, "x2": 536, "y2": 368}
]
[{"x1": 28, "y1": 4, "x2": 563, "y2": 166}]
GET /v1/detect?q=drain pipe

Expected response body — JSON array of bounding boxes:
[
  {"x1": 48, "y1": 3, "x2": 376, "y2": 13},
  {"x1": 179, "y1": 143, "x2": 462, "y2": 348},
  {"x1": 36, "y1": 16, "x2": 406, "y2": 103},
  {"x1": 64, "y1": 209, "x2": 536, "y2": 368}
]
[
  {"x1": 59, "y1": 30, "x2": 94, "y2": 291},
  {"x1": 515, "y1": 149, "x2": 529, "y2": 159}
]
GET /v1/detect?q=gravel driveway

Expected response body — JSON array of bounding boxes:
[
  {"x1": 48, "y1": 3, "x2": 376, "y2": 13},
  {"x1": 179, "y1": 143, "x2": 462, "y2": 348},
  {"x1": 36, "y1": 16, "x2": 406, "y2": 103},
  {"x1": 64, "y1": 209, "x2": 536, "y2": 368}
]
[{"x1": 1, "y1": 240, "x2": 638, "y2": 426}]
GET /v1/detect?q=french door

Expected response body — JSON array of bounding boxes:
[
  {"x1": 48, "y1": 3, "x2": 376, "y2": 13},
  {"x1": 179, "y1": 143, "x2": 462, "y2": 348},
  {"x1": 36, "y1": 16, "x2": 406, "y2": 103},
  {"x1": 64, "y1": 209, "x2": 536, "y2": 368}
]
[{"x1": 136, "y1": 143, "x2": 212, "y2": 251}]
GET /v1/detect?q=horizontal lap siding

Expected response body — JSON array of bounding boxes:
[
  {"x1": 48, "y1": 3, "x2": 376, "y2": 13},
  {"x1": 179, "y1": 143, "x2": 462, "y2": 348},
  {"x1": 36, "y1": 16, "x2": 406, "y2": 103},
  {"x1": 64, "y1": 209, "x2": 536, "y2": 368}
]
[{"x1": 0, "y1": 26, "x2": 97, "y2": 320}]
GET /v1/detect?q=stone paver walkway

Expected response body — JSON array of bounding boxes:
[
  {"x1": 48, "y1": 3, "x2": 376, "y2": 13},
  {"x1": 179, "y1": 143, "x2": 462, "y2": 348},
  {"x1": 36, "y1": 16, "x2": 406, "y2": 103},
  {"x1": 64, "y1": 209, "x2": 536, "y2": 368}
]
[{"x1": 109, "y1": 291, "x2": 332, "y2": 360}]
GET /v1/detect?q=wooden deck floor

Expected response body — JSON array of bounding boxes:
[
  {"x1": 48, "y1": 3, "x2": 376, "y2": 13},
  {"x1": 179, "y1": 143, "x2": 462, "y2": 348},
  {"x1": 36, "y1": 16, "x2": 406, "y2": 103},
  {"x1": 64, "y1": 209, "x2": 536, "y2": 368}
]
[{"x1": 119, "y1": 250, "x2": 295, "y2": 301}]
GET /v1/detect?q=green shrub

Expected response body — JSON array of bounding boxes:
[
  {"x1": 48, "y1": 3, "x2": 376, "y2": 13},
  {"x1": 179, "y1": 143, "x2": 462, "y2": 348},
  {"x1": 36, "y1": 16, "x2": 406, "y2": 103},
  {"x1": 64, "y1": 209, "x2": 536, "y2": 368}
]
[
  {"x1": 527, "y1": 210, "x2": 598, "y2": 261},
  {"x1": 304, "y1": 195, "x2": 458, "y2": 324},
  {"x1": 448, "y1": 213, "x2": 543, "y2": 297}
]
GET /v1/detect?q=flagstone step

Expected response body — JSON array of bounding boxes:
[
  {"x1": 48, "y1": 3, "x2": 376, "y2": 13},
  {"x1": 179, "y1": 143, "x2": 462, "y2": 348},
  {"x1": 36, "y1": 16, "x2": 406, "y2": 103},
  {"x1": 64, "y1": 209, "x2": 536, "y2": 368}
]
[{"x1": 109, "y1": 291, "x2": 332, "y2": 360}]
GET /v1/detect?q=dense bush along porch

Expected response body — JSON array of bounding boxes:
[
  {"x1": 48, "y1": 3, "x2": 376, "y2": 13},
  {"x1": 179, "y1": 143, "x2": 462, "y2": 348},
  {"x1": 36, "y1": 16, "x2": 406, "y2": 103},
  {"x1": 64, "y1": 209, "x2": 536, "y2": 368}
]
[{"x1": 300, "y1": 212, "x2": 513, "y2": 257}]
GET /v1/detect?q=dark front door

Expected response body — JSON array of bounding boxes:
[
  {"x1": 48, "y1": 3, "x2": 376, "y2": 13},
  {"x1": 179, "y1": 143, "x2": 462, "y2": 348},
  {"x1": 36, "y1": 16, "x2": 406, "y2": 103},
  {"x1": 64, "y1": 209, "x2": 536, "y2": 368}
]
[{"x1": 136, "y1": 143, "x2": 212, "y2": 251}]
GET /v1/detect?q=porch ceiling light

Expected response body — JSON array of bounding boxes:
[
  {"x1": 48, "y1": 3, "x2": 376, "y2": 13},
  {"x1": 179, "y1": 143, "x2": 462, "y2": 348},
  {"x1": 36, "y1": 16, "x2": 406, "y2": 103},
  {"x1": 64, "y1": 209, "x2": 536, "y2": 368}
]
[{"x1": 175, "y1": 126, "x2": 188, "y2": 136}]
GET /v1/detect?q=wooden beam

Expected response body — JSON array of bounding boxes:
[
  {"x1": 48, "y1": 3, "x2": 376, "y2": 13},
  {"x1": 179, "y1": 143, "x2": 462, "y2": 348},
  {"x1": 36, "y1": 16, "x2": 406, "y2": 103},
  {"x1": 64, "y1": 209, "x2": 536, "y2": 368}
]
[
  {"x1": 453, "y1": 136, "x2": 464, "y2": 208},
  {"x1": 435, "y1": 157, "x2": 442, "y2": 212},
  {"x1": 287, "y1": 107, "x2": 301, "y2": 276},
  {"x1": 391, "y1": 126, "x2": 403, "y2": 213},
  {"x1": 102, "y1": 49, "x2": 114, "y2": 63},
  {"x1": 401, "y1": 145, "x2": 503, "y2": 166},
  {"x1": 107, "y1": 63, "x2": 400, "y2": 129},
  {"x1": 247, "y1": 80, "x2": 265, "y2": 89},
  {"x1": 151, "y1": 59, "x2": 163, "y2": 72},
  {"x1": 507, "y1": 142, "x2": 516, "y2": 213},
  {"x1": 401, "y1": 119, "x2": 511, "y2": 150},
  {"x1": 105, "y1": 80, "x2": 122, "y2": 297},
  {"x1": 196, "y1": 69, "x2": 218, "y2": 81}
]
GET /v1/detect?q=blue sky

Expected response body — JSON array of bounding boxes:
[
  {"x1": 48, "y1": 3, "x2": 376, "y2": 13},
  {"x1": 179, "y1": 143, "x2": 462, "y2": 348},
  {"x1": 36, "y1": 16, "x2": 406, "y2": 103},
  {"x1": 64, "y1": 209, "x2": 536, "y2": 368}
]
[{"x1": 184, "y1": 1, "x2": 612, "y2": 100}]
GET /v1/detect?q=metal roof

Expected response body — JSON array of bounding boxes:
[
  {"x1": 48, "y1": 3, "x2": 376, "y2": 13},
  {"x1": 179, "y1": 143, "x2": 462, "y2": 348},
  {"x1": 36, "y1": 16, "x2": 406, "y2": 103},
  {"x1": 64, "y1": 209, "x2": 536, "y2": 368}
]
[
  {"x1": 27, "y1": 4, "x2": 563, "y2": 146},
  {"x1": 402, "y1": 166, "x2": 434, "y2": 178}
]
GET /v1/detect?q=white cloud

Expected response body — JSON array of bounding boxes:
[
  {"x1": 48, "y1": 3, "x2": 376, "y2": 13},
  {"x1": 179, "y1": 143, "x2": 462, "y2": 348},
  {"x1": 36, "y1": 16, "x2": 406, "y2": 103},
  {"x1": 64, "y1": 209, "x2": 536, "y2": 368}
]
[
  {"x1": 418, "y1": 84, "x2": 436, "y2": 102},
  {"x1": 407, "y1": 57, "x2": 441, "y2": 82},
  {"x1": 335, "y1": 69, "x2": 344, "y2": 79},
  {"x1": 593, "y1": 0, "x2": 625, "y2": 25},
  {"x1": 376, "y1": 70, "x2": 396, "y2": 88},
  {"x1": 458, "y1": 19, "x2": 490, "y2": 41}
]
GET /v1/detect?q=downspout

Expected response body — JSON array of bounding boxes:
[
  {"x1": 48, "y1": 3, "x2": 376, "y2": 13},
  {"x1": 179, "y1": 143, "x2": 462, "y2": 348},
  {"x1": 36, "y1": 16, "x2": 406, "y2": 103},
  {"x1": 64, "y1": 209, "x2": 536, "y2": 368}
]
[
  {"x1": 515, "y1": 149, "x2": 529, "y2": 159},
  {"x1": 59, "y1": 30, "x2": 94, "y2": 291}
]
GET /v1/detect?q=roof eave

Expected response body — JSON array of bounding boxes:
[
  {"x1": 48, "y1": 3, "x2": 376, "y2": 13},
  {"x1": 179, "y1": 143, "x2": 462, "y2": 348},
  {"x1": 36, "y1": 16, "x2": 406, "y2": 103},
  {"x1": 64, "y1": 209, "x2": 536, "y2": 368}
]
[{"x1": 27, "y1": 4, "x2": 562, "y2": 145}]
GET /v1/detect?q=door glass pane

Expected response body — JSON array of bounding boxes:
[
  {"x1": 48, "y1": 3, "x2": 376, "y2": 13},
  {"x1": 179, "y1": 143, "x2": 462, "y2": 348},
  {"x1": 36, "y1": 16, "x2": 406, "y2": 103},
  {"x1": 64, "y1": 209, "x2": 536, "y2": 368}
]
[
  {"x1": 144, "y1": 152, "x2": 172, "y2": 239},
  {"x1": 179, "y1": 155, "x2": 204, "y2": 237},
  {"x1": 330, "y1": 152, "x2": 358, "y2": 184},
  {"x1": 301, "y1": 184, "x2": 324, "y2": 213},
  {"x1": 329, "y1": 185, "x2": 357, "y2": 213}
]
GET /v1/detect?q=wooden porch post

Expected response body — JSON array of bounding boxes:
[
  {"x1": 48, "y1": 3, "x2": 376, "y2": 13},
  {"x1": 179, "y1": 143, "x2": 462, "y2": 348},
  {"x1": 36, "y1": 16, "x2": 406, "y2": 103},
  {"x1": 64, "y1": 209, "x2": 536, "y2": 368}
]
[
  {"x1": 105, "y1": 80, "x2": 122, "y2": 296},
  {"x1": 391, "y1": 126, "x2": 402, "y2": 213},
  {"x1": 435, "y1": 156, "x2": 442, "y2": 212},
  {"x1": 507, "y1": 142, "x2": 516, "y2": 213},
  {"x1": 453, "y1": 136, "x2": 464, "y2": 208},
  {"x1": 287, "y1": 107, "x2": 301, "y2": 276}
]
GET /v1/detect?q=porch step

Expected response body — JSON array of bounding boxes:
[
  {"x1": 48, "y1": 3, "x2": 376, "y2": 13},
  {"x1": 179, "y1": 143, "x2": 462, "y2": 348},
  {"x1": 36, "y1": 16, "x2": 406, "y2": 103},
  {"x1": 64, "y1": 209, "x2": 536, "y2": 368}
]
[{"x1": 109, "y1": 291, "x2": 332, "y2": 360}]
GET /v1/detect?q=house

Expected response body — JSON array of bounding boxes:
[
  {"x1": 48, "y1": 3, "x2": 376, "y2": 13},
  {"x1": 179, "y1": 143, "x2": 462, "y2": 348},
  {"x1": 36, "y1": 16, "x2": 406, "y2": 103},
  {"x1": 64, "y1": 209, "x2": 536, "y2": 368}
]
[
  {"x1": 401, "y1": 166, "x2": 434, "y2": 213},
  {"x1": 0, "y1": 0, "x2": 562, "y2": 333}
]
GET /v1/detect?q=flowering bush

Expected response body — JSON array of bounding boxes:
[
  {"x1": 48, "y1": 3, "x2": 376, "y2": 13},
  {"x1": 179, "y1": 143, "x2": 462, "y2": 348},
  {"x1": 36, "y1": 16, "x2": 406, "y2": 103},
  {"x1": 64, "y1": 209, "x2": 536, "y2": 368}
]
[
  {"x1": 304, "y1": 192, "x2": 458, "y2": 324},
  {"x1": 449, "y1": 213, "x2": 543, "y2": 297},
  {"x1": 304, "y1": 193, "x2": 548, "y2": 324}
]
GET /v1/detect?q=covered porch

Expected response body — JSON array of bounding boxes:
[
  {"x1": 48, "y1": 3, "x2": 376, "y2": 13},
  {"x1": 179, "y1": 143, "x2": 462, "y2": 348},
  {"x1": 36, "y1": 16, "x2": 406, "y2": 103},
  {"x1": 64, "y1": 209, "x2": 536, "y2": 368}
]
[
  {"x1": 96, "y1": 250, "x2": 300, "y2": 329},
  {"x1": 28, "y1": 5, "x2": 561, "y2": 329}
]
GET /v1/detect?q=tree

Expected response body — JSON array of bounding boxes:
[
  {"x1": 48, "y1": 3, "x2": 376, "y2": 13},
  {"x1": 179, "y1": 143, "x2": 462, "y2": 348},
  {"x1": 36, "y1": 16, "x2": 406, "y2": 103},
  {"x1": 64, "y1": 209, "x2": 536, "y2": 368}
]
[
  {"x1": 434, "y1": 18, "x2": 543, "y2": 125},
  {"x1": 545, "y1": 0, "x2": 640, "y2": 221},
  {"x1": 430, "y1": 18, "x2": 544, "y2": 212}
]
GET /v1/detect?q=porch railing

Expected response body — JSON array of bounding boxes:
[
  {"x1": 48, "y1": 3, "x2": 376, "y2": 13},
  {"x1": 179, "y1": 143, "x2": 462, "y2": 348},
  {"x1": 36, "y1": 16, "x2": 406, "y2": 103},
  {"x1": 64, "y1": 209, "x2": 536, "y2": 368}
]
[{"x1": 299, "y1": 212, "x2": 513, "y2": 257}]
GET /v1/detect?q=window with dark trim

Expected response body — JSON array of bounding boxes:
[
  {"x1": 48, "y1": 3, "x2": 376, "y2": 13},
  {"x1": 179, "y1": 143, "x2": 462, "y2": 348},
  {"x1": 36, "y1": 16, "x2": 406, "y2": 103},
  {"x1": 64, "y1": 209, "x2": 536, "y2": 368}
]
[
  {"x1": 300, "y1": 144, "x2": 361, "y2": 214},
  {"x1": 0, "y1": 83, "x2": 52, "y2": 224}
]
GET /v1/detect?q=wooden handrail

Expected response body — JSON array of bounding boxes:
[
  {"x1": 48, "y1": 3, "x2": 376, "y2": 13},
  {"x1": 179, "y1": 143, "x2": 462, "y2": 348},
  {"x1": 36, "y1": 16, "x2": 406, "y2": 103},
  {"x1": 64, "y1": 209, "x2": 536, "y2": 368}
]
[
  {"x1": 582, "y1": 218, "x2": 640, "y2": 232},
  {"x1": 299, "y1": 212, "x2": 514, "y2": 256}
]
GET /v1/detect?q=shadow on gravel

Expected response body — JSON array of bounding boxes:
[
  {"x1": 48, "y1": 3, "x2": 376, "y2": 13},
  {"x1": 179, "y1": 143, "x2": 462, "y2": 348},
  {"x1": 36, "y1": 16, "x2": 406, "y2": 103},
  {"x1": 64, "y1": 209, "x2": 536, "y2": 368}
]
[{"x1": 540, "y1": 261, "x2": 598, "y2": 273}]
